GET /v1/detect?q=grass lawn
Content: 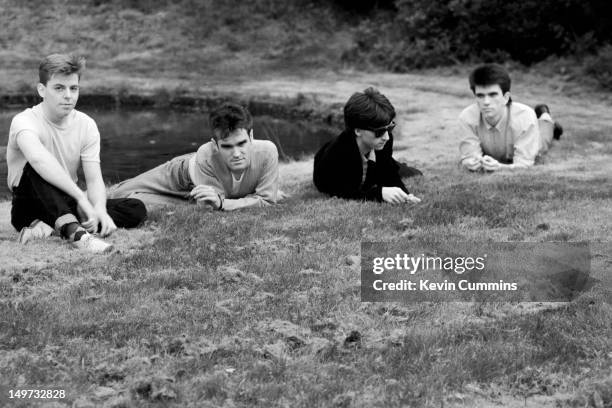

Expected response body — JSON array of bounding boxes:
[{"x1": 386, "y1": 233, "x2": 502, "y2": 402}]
[{"x1": 0, "y1": 68, "x2": 611, "y2": 407}]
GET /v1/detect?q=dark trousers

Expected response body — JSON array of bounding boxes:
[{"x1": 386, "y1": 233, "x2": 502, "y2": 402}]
[{"x1": 11, "y1": 163, "x2": 147, "y2": 232}]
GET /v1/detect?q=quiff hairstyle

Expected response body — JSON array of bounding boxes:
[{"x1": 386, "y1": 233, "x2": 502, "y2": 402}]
[
  {"x1": 468, "y1": 64, "x2": 511, "y2": 94},
  {"x1": 39, "y1": 54, "x2": 86, "y2": 85},
  {"x1": 343, "y1": 87, "x2": 395, "y2": 131},
  {"x1": 209, "y1": 102, "x2": 253, "y2": 141}
]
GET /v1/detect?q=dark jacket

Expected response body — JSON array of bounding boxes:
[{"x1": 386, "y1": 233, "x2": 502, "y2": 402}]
[{"x1": 313, "y1": 129, "x2": 409, "y2": 201}]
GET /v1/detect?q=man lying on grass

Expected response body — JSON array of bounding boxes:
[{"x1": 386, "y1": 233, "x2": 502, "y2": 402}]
[
  {"x1": 313, "y1": 87, "x2": 421, "y2": 204},
  {"x1": 7, "y1": 53, "x2": 146, "y2": 252},
  {"x1": 459, "y1": 63, "x2": 563, "y2": 172},
  {"x1": 110, "y1": 103, "x2": 279, "y2": 211}
]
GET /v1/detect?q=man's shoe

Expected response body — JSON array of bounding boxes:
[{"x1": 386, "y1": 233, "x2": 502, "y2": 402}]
[
  {"x1": 397, "y1": 162, "x2": 423, "y2": 178},
  {"x1": 18, "y1": 219, "x2": 54, "y2": 244},
  {"x1": 71, "y1": 233, "x2": 114, "y2": 253},
  {"x1": 553, "y1": 122, "x2": 563, "y2": 140},
  {"x1": 534, "y1": 104, "x2": 550, "y2": 118},
  {"x1": 534, "y1": 104, "x2": 563, "y2": 140}
]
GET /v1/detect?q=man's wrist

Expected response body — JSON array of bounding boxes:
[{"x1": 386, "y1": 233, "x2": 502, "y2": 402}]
[
  {"x1": 93, "y1": 206, "x2": 108, "y2": 215},
  {"x1": 75, "y1": 191, "x2": 89, "y2": 202},
  {"x1": 217, "y1": 193, "x2": 224, "y2": 211}
]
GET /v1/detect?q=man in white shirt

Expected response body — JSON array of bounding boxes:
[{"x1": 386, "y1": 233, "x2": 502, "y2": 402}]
[
  {"x1": 7, "y1": 54, "x2": 146, "y2": 252},
  {"x1": 459, "y1": 64, "x2": 562, "y2": 172}
]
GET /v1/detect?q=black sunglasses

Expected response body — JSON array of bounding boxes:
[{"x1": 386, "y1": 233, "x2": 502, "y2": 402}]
[{"x1": 365, "y1": 121, "x2": 396, "y2": 138}]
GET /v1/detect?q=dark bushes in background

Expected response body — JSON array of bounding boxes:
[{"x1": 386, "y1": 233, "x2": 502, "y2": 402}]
[
  {"x1": 342, "y1": 0, "x2": 612, "y2": 71},
  {"x1": 327, "y1": 0, "x2": 396, "y2": 13},
  {"x1": 4, "y1": 0, "x2": 612, "y2": 92},
  {"x1": 584, "y1": 45, "x2": 612, "y2": 90}
]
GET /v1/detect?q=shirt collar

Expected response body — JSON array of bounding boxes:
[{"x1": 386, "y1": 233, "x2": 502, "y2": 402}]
[
  {"x1": 362, "y1": 149, "x2": 376, "y2": 163},
  {"x1": 484, "y1": 105, "x2": 508, "y2": 131}
]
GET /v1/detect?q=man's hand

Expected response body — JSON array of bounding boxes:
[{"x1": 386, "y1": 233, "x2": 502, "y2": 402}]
[
  {"x1": 77, "y1": 196, "x2": 98, "y2": 232},
  {"x1": 190, "y1": 185, "x2": 222, "y2": 210},
  {"x1": 482, "y1": 155, "x2": 503, "y2": 171},
  {"x1": 406, "y1": 193, "x2": 422, "y2": 204},
  {"x1": 95, "y1": 209, "x2": 117, "y2": 237},
  {"x1": 462, "y1": 157, "x2": 483, "y2": 171},
  {"x1": 382, "y1": 187, "x2": 419, "y2": 204}
]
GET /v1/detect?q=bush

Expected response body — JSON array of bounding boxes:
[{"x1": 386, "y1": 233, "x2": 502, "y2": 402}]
[
  {"x1": 345, "y1": 0, "x2": 612, "y2": 70},
  {"x1": 584, "y1": 45, "x2": 612, "y2": 90},
  {"x1": 329, "y1": 0, "x2": 396, "y2": 13}
]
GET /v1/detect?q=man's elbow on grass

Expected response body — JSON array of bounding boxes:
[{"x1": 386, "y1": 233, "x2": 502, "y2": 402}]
[
  {"x1": 313, "y1": 167, "x2": 373, "y2": 201},
  {"x1": 313, "y1": 171, "x2": 340, "y2": 198},
  {"x1": 508, "y1": 158, "x2": 534, "y2": 170},
  {"x1": 256, "y1": 192, "x2": 277, "y2": 207},
  {"x1": 312, "y1": 160, "x2": 331, "y2": 193},
  {"x1": 221, "y1": 192, "x2": 277, "y2": 211},
  {"x1": 494, "y1": 152, "x2": 535, "y2": 171}
]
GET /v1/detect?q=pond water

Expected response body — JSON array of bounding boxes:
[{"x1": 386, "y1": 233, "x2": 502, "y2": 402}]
[{"x1": 0, "y1": 108, "x2": 336, "y2": 197}]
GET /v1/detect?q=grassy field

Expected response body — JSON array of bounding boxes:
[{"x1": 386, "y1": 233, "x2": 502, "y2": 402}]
[
  {"x1": 0, "y1": 66, "x2": 611, "y2": 407},
  {"x1": 0, "y1": 2, "x2": 611, "y2": 406}
]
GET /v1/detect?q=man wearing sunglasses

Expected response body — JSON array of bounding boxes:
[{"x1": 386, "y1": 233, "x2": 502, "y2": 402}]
[
  {"x1": 313, "y1": 87, "x2": 421, "y2": 204},
  {"x1": 110, "y1": 103, "x2": 279, "y2": 211}
]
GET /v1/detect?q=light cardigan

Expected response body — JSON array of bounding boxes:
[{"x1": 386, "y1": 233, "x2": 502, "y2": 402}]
[
  {"x1": 458, "y1": 102, "x2": 541, "y2": 168},
  {"x1": 189, "y1": 139, "x2": 279, "y2": 211}
]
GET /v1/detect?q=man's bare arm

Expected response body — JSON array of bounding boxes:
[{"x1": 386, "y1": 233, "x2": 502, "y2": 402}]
[
  {"x1": 16, "y1": 130, "x2": 86, "y2": 200},
  {"x1": 83, "y1": 161, "x2": 116, "y2": 236}
]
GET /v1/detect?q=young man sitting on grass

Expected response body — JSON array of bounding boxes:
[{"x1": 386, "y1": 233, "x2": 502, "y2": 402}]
[
  {"x1": 110, "y1": 103, "x2": 279, "y2": 211},
  {"x1": 459, "y1": 63, "x2": 563, "y2": 172},
  {"x1": 313, "y1": 87, "x2": 421, "y2": 204},
  {"x1": 7, "y1": 53, "x2": 147, "y2": 252}
]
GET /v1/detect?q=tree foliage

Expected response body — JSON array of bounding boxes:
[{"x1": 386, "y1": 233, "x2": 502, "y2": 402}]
[{"x1": 343, "y1": 0, "x2": 612, "y2": 70}]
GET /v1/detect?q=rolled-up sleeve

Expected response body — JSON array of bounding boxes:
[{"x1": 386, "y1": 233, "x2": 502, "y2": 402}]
[
  {"x1": 81, "y1": 118, "x2": 101, "y2": 163},
  {"x1": 512, "y1": 111, "x2": 539, "y2": 168},
  {"x1": 193, "y1": 156, "x2": 226, "y2": 194},
  {"x1": 458, "y1": 116, "x2": 483, "y2": 163}
]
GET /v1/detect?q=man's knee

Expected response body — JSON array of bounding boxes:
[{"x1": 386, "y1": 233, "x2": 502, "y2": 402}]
[
  {"x1": 122, "y1": 198, "x2": 147, "y2": 227},
  {"x1": 107, "y1": 198, "x2": 147, "y2": 228}
]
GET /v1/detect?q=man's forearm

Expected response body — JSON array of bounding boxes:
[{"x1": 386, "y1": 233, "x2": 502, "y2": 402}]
[
  {"x1": 87, "y1": 178, "x2": 108, "y2": 210},
  {"x1": 221, "y1": 195, "x2": 270, "y2": 211},
  {"x1": 333, "y1": 185, "x2": 381, "y2": 202},
  {"x1": 503, "y1": 162, "x2": 529, "y2": 170}
]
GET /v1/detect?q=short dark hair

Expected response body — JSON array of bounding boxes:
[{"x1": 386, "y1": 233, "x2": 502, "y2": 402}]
[
  {"x1": 344, "y1": 87, "x2": 395, "y2": 131},
  {"x1": 469, "y1": 64, "x2": 511, "y2": 94},
  {"x1": 209, "y1": 102, "x2": 253, "y2": 140},
  {"x1": 39, "y1": 54, "x2": 86, "y2": 85}
]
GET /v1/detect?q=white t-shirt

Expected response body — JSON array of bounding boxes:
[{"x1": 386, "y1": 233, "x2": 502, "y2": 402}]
[{"x1": 6, "y1": 104, "x2": 100, "y2": 190}]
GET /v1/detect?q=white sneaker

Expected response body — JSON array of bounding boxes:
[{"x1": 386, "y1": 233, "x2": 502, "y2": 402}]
[
  {"x1": 71, "y1": 233, "x2": 114, "y2": 253},
  {"x1": 18, "y1": 219, "x2": 55, "y2": 244}
]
